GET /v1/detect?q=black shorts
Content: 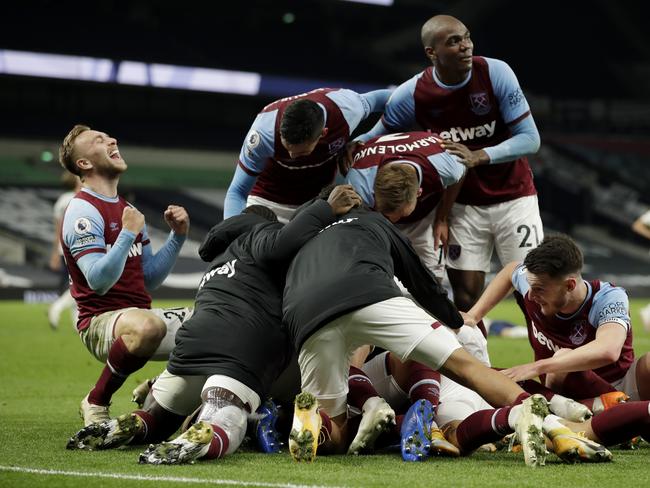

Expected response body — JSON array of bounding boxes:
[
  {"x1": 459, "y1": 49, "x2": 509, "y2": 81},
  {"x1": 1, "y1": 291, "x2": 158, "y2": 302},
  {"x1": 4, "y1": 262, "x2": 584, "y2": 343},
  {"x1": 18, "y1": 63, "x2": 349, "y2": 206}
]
[{"x1": 167, "y1": 308, "x2": 294, "y2": 399}]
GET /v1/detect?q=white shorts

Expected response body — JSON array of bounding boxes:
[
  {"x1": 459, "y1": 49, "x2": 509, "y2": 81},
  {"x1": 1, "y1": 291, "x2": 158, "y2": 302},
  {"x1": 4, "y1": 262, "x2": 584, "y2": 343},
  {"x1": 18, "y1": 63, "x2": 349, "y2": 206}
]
[
  {"x1": 79, "y1": 306, "x2": 193, "y2": 362},
  {"x1": 611, "y1": 358, "x2": 641, "y2": 401},
  {"x1": 246, "y1": 195, "x2": 298, "y2": 224},
  {"x1": 362, "y1": 352, "x2": 489, "y2": 427},
  {"x1": 151, "y1": 369, "x2": 261, "y2": 417},
  {"x1": 298, "y1": 296, "x2": 462, "y2": 417},
  {"x1": 361, "y1": 352, "x2": 410, "y2": 412},
  {"x1": 396, "y1": 206, "x2": 446, "y2": 281},
  {"x1": 447, "y1": 195, "x2": 543, "y2": 273},
  {"x1": 435, "y1": 376, "x2": 491, "y2": 427},
  {"x1": 455, "y1": 325, "x2": 491, "y2": 366}
]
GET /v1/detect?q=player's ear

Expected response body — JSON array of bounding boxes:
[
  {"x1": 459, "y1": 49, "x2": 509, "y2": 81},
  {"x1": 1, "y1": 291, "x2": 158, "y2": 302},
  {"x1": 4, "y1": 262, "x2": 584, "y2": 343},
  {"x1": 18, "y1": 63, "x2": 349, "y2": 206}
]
[
  {"x1": 565, "y1": 277, "x2": 577, "y2": 292},
  {"x1": 321, "y1": 127, "x2": 329, "y2": 138},
  {"x1": 76, "y1": 158, "x2": 92, "y2": 172},
  {"x1": 424, "y1": 46, "x2": 436, "y2": 62}
]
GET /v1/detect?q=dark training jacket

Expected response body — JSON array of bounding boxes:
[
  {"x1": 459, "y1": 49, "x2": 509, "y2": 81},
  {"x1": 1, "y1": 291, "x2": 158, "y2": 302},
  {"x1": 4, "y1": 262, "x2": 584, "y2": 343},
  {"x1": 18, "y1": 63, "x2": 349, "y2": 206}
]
[
  {"x1": 167, "y1": 199, "x2": 336, "y2": 398},
  {"x1": 283, "y1": 206, "x2": 463, "y2": 349}
]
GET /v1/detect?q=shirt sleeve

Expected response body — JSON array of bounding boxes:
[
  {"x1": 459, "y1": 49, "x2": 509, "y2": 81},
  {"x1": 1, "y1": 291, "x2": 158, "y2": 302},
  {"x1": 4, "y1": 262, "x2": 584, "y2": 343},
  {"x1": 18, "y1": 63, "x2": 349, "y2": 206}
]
[
  {"x1": 237, "y1": 111, "x2": 276, "y2": 175},
  {"x1": 62, "y1": 198, "x2": 107, "y2": 259},
  {"x1": 511, "y1": 263, "x2": 530, "y2": 295},
  {"x1": 326, "y1": 89, "x2": 371, "y2": 133},
  {"x1": 486, "y1": 57, "x2": 531, "y2": 125},
  {"x1": 141, "y1": 230, "x2": 186, "y2": 290},
  {"x1": 345, "y1": 166, "x2": 377, "y2": 207},
  {"x1": 224, "y1": 166, "x2": 258, "y2": 218},
  {"x1": 483, "y1": 114, "x2": 541, "y2": 164},
  {"x1": 427, "y1": 151, "x2": 466, "y2": 188},
  {"x1": 589, "y1": 283, "x2": 631, "y2": 331},
  {"x1": 380, "y1": 75, "x2": 419, "y2": 132}
]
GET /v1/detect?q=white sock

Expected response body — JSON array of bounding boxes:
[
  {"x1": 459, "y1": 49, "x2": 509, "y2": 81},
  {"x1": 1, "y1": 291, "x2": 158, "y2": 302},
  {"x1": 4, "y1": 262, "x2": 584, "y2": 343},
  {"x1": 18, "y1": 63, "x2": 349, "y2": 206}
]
[{"x1": 507, "y1": 405, "x2": 522, "y2": 430}]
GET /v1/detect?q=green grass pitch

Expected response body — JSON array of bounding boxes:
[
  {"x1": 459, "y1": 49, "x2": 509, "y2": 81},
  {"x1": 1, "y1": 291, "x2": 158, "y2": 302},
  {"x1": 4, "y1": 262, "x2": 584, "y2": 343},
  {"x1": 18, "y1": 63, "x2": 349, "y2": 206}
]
[{"x1": 1, "y1": 299, "x2": 650, "y2": 488}]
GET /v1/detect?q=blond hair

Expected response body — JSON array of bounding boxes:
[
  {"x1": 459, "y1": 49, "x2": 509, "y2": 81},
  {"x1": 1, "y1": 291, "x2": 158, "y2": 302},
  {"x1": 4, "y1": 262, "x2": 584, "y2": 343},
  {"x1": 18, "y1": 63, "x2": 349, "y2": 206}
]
[
  {"x1": 59, "y1": 124, "x2": 90, "y2": 176},
  {"x1": 374, "y1": 164, "x2": 419, "y2": 214}
]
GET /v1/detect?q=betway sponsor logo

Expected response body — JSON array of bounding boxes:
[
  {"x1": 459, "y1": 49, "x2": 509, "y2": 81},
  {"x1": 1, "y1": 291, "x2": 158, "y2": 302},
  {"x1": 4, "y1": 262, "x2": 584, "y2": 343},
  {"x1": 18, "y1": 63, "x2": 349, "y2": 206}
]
[
  {"x1": 199, "y1": 259, "x2": 237, "y2": 289},
  {"x1": 106, "y1": 242, "x2": 142, "y2": 258},
  {"x1": 439, "y1": 121, "x2": 496, "y2": 143},
  {"x1": 531, "y1": 321, "x2": 560, "y2": 353},
  {"x1": 353, "y1": 134, "x2": 442, "y2": 163}
]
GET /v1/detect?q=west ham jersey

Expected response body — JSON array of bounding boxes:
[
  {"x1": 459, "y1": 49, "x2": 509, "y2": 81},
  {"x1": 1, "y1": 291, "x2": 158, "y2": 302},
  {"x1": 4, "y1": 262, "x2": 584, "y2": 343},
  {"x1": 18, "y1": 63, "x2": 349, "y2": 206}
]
[
  {"x1": 62, "y1": 188, "x2": 151, "y2": 331},
  {"x1": 346, "y1": 131, "x2": 465, "y2": 223},
  {"x1": 382, "y1": 57, "x2": 536, "y2": 206},
  {"x1": 238, "y1": 88, "x2": 370, "y2": 205},
  {"x1": 511, "y1": 264, "x2": 634, "y2": 383}
]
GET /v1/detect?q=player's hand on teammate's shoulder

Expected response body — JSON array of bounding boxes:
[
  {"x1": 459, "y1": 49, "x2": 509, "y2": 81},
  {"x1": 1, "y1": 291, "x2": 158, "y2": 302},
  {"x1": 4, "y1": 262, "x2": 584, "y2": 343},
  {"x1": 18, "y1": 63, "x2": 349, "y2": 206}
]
[
  {"x1": 164, "y1": 205, "x2": 190, "y2": 235},
  {"x1": 122, "y1": 206, "x2": 145, "y2": 234},
  {"x1": 441, "y1": 141, "x2": 489, "y2": 168},
  {"x1": 327, "y1": 184, "x2": 362, "y2": 216},
  {"x1": 337, "y1": 140, "x2": 364, "y2": 176}
]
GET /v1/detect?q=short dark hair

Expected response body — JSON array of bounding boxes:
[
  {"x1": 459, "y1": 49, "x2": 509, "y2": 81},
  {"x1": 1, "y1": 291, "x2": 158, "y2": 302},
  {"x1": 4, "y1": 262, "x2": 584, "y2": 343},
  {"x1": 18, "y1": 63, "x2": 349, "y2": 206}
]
[
  {"x1": 242, "y1": 204, "x2": 278, "y2": 222},
  {"x1": 523, "y1": 234, "x2": 583, "y2": 278},
  {"x1": 280, "y1": 100, "x2": 324, "y2": 145}
]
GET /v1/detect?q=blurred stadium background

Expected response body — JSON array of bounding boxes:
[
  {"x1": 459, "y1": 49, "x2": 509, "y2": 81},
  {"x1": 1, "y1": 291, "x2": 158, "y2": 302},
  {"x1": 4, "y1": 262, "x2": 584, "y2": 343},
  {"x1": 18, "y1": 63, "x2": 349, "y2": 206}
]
[{"x1": 1, "y1": 0, "x2": 649, "y2": 306}]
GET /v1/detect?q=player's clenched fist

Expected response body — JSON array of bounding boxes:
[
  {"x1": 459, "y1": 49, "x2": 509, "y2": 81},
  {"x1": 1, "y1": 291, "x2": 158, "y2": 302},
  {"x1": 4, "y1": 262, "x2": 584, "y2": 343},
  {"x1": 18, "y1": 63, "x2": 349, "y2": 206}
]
[
  {"x1": 122, "y1": 206, "x2": 145, "y2": 234},
  {"x1": 164, "y1": 205, "x2": 190, "y2": 235}
]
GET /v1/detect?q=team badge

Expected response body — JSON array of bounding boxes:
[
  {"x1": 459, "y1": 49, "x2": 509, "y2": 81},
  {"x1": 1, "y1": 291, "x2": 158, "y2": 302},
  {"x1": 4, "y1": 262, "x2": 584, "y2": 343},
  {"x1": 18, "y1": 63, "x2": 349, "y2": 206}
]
[
  {"x1": 569, "y1": 320, "x2": 587, "y2": 345},
  {"x1": 246, "y1": 130, "x2": 261, "y2": 151},
  {"x1": 328, "y1": 137, "x2": 345, "y2": 154},
  {"x1": 469, "y1": 92, "x2": 491, "y2": 116},
  {"x1": 73, "y1": 217, "x2": 91, "y2": 235},
  {"x1": 448, "y1": 244, "x2": 461, "y2": 260}
]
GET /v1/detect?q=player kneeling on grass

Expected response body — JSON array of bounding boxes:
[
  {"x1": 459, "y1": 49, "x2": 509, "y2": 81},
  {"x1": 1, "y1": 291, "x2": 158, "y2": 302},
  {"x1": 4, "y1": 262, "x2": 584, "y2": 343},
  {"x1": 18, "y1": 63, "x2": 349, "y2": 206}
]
[{"x1": 66, "y1": 186, "x2": 362, "y2": 464}]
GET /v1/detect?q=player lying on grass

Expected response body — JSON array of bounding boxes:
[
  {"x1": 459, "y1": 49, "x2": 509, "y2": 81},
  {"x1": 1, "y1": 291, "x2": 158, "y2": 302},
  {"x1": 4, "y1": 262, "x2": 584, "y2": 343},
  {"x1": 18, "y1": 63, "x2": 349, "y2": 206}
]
[{"x1": 349, "y1": 351, "x2": 650, "y2": 464}]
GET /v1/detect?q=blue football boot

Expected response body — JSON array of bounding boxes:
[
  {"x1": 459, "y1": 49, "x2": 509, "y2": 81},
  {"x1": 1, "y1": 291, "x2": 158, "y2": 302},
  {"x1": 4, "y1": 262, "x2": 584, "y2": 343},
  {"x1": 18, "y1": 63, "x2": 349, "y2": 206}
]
[
  {"x1": 256, "y1": 399, "x2": 282, "y2": 454},
  {"x1": 400, "y1": 399, "x2": 434, "y2": 462}
]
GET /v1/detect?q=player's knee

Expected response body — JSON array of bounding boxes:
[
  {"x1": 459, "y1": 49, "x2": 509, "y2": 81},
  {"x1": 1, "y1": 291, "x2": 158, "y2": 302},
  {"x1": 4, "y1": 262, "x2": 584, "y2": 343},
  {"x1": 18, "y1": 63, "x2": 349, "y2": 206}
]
[{"x1": 135, "y1": 316, "x2": 166, "y2": 346}]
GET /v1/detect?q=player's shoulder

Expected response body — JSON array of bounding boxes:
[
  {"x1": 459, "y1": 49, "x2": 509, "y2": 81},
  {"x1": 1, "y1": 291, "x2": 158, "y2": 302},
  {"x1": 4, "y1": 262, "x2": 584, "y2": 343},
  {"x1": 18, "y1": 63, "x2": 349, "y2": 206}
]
[{"x1": 593, "y1": 281, "x2": 629, "y2": 302}]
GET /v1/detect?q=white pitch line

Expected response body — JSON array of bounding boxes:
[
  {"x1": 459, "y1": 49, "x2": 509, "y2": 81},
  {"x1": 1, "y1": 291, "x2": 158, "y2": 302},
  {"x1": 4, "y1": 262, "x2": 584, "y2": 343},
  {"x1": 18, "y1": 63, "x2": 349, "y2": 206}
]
[{"x1": 0, "y1": 465, "x2": 347, "y2": 488}]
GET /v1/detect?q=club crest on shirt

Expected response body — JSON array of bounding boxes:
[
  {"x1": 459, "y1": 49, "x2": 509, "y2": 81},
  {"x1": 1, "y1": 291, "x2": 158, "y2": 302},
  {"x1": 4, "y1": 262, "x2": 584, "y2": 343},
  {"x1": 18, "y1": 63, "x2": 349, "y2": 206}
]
[
  {"x1": 469, "y1": 92, "x2": 491, "y2": 116},
  {"x1": 448, "y1": 244, "x2": 461, "y2": 260},
  {"x1": 74, "y1": 217, "x2": 91, "y2": 235},
  {"x1": 569, "y1": 320, "x2": 588, "y2": 345},
  {"x1": 328, "y1": 137, "x2": 346, "y2": 154}
]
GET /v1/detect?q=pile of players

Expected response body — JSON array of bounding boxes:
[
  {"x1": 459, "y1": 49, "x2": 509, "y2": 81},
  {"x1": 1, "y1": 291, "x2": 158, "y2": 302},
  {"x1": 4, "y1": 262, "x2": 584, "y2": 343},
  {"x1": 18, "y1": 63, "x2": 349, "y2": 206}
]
[{"x1": 60, "y1": 14, "x2": 650, "y2": 468}]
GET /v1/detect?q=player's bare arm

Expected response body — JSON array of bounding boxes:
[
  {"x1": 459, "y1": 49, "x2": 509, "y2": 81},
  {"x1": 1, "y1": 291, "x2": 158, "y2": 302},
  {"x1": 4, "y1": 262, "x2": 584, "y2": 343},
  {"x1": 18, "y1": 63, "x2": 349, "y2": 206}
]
[
  {"x1": 501, "y1": 323, "x2": 627, "y2": 382},
  {"x1": 467, "y1": 261, "x2": 519, "y2": 319}
]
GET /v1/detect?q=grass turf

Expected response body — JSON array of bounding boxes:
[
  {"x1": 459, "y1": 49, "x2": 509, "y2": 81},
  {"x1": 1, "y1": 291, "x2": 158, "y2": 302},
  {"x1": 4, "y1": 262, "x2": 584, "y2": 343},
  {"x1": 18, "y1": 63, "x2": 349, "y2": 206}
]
[{"x1": 1, "y1": 299, "x2": 650, "y2": 488}]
